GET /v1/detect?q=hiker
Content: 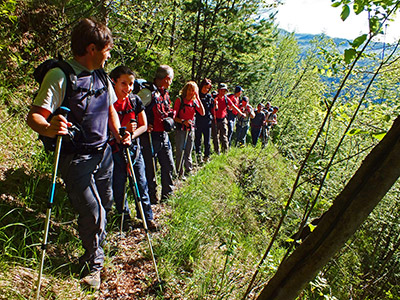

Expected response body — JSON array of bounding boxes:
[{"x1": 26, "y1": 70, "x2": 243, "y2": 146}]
[
  {"x1": 194, "y1": 78, "x2": 214, "y2": 163},
  {"x1": 250, "y1": 103, "x2": 267, "y2": 146},
  {"x1": 210, "y1": 90, "x2": 219, "y2": 154},
  {"x1": 261, "y1": 101, "x2": 273, "y2": 146},
  {"x1": 138, "y1": 65, "x2": 175, "y2": 203},
  {"x1": 227, "y1": 85, "x2": 243, "y2": 146},
  {"x1": 264, "y1": 106, "x2": 279, "y2": 145},
  {"x1": 213, "y1": 83, "x2": 244, "y2": 153},
  {"x1": 27, "y1": 18, "x2": 130, "y2": 290},
  {"x1": 235, "y1": 96, "x2": 255, "y2": 146},
  {"x1": 264, "y1": 101, "x2": 273, "y2": 114},
  {"x1": 109, "y1": 66, "x2": 156, "y2": 230},
  {"x1": 174, "y1": 81, "x2": 205, "y2": 176}
]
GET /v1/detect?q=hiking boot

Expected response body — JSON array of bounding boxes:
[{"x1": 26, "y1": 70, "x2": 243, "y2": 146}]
[
  {"x1": 146, "y1": 220, "x2": 158, "y2": 231},
  {"x1": 122, "y1": 214, "x2": 133, "y2": 231},
  {"x1": 150, "y1": 196, "x2": 160, "y2": 205},
  {"x1": 81, "y1": 270, "x2": 101, "y2": 290}
]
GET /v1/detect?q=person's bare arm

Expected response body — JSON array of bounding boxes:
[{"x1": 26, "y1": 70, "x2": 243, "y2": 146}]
[
  {"x1": 130, "y1": 110, "x2": 148, "y2": 139},
  {"x1": 108, "y1": 105, "x2": 131, "y2": 145},
  {"x1": 27, "y1": 106, "x2": 70, "y2": 138}
]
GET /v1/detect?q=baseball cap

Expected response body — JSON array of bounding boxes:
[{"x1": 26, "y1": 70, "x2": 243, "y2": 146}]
[{"x1": 218, "y1": 83, "x2": 228, "y2": 90}]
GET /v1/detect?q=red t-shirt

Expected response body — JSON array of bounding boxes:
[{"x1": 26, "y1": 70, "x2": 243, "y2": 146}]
[
  {"x1": 174, "y1": 97, "x2": 199, "y2": 121},
  {"x1": 227, "y1": 94, "x2": 239, "y2": 115},
  {"x1": 113, "y1": 98, "x2": 136, "y2": 127},
  {"x1": 214, "y1": 95, "x2": 233, "y2": 119},
  {"x1": 151, "y1": 89, "x2": 173, "y2": 132}
]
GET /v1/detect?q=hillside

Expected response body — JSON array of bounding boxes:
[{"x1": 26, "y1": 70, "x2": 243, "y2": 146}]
[{"x1": 0, "y1": 141, "x2": 297, "y2": 299}]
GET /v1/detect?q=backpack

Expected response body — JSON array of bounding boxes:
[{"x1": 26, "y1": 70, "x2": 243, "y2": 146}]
[
  {"x1": 33, "y1": 57, "x2": 109, "y2": 151},
  {"x1": 177, "y1": 95, "x2": 196, "y2": 115}
]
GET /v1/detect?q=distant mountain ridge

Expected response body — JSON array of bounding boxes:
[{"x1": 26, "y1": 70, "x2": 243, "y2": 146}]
[{"x1": 291, "y1": 31, "x2": 388, "y2": 55}]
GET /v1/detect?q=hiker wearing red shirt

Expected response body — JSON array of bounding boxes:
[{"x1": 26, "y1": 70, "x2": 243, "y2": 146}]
[
  {"x1": 174, "y1": 81, "x2": 205, "y2": 176},
  {"x1": 109, "y1": 66, "x2": 156, "y2": 230},
  {"x1": 227, "y1": 85, "x2": 243, "y2": 146},
  {"x1": 138, "y1": 65, "x2": 175, "y2": 203},
  {"x1": 213, "y1": 83, "x2": 244, "y2": 153}
]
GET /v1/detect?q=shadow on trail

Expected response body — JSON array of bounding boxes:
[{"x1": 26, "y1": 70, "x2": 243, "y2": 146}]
[{"x1": 0, "y1": 166, "x2": 80, "y2": 277}]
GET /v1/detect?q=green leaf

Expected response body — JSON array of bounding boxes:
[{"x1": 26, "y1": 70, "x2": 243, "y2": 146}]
[
  {"x1": 308, "y1": 223, "x2": 317, "y2": 232},
  {"x1": 353, "y1": 0, "x2": 365, "y2": 14},
  {"x1": 383, "y1": 115, "x2": 391, "y2": 122},
  {"x1": 307, "y1": 128, "x2": 316, "y2": 136},
  {"x1": 331, "y1": 2, "x2": 341, "y2": 8},
  {"x1": 344, "y1": 48, "x2": 357, "y2": 64},
  {"x1": 346, "y1": 128, "x2": 369, "y2": 136},
  {"x1": 372, "y1": 132, "x2": 386, "y2": 141},
  {"x1": 351, "y1": 34, "x2": 367, "y2": 48},
  {"x1": 341, "y1": 5, "x2": 350, "y2": 21},
  {"x1": 369, "y1": 17, "x2": 381, "y2": 34}
]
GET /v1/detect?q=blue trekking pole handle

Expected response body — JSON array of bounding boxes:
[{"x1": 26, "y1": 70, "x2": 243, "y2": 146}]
[{"x1": 36, "y1": 106, "x2": 69, "y2": 300}]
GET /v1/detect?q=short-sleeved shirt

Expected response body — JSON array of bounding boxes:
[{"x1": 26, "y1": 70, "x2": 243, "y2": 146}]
[
  {"x1": 196, "y1": 92, "x2": 214, "y2": 126},
  {"x1": 33, "y1": 59, "x2": 117, "y2": 112},
  {"x1": 174, "y1": 97, "x2": 198, "y2": 121},
  {"x1": 113, "y1": 94, "x2": 144, "y2": 127},
  {"x1": 227, "y1": 94, "x2": 239, "y2": 116},
  {"x1": 251, "y1": 111, "x2": 266, "y2": 128},
  {"x1": 237, "y1": 104, "x2": 253, "y2": 126},
  {"x1": 214, "y1": 95, "x2": 234, "y2": 120},
  {"x1": 140, "y1": 86, "x2": 172, "y2": 132}
]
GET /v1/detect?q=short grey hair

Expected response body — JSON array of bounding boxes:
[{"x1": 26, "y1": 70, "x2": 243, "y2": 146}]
[{"x1": 154, "y1": 65, "x2": 174, "y2": 80}]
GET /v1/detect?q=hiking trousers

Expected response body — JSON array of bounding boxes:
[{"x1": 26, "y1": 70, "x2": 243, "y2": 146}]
[
  {"x1": 227, "y1": 112, "x2": 236, "y2": 146},
  {"x1": 112, "y1": 145, "x2": 153, "y2": 221},
  {"x1": 236, "y1": 124, "x2": 249, "y2": 145},
  {"x1": 251, "y1": 127, "x2": 262, "y2": 146},
  {"x1": 140, "y1": 131, "x2": 175, "y2": 202},
  {"x1": 215, "y1": 118, "x2": 229, "y2": 153},
  {"x1": 194, "y1": 124, "x2": 211, "y2": 158},
  {"x1": 59, "y1": 144, "x2": 113, "y2": 273},
  {"x1": 175, "y1": 129, "x2": 194, "y2": 176}
]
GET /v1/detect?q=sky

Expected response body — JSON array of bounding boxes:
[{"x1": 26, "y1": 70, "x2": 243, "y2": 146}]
[{"x1": 273, "y1": 0, "x2": 400, "y2": 43}]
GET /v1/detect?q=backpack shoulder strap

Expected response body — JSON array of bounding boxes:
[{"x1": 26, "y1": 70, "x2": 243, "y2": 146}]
[{"x1": 54, "y1": 60, "x2": 76, "y2": 109}]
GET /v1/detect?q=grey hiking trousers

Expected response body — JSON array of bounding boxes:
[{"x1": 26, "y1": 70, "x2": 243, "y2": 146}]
[{"x1": 59, "y1": 144, "x2": 113, "y2": 273}]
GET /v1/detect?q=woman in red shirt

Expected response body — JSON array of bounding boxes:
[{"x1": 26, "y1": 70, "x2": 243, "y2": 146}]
[{"x1": 174, "y1": 81, "x2": 205, "y2": 177}]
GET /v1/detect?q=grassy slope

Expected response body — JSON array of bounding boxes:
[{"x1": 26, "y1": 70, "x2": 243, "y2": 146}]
[
  {"x1": 0, "y1": 96, "x2": 297, "y2": 299},
  {"x1": 155, "y1": 145, "x2": 296, "y2": 299}
]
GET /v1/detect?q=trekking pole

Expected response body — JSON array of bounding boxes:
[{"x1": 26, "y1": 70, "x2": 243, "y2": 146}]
[
  {"x1": 119, "y1": 192, "x2": 127, "y2": 236},
  {"x1": 120, "y1": 128, "x2": 162, "y2": 287},
  {"x1": 177, "y1": 129, "x2": 189, "y2": 177},
  {"x1": 148, "y1": 131, "x2": 158, "y2": 182},
  {"x1": 35, "y1": 106, "x2": 70, "y2": 300}
]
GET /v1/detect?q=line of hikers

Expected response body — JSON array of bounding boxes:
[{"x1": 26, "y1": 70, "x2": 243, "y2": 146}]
[{"x1": 26, "y1": 18, "x2": 279, "y2": 291}]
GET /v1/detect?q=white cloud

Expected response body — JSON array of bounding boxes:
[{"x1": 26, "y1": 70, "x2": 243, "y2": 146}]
[{"x1": 273, "y1": 0, "x2": 400, "y2": 43}]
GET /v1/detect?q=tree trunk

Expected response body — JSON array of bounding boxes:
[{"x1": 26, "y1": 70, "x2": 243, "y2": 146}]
[
  {"x1": 191, "y1": 0, "x2": 202, "y2": 80},
  {"x1": 257, "y1": 115, "x2": 400, "y2": 300}
]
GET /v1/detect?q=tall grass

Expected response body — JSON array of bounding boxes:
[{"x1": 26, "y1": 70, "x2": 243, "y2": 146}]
[{"x1": 155, "y1": 144, "x2": 296, "y2": 299}]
